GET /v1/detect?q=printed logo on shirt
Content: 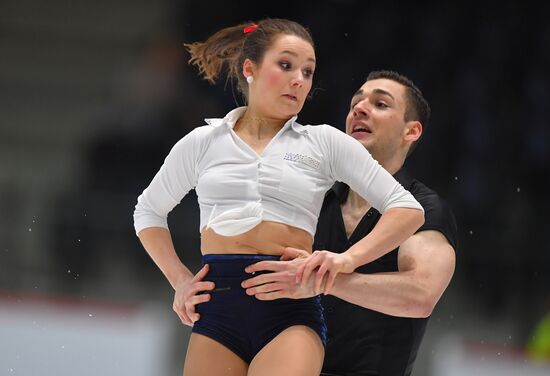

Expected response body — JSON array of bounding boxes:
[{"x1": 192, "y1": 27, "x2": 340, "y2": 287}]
[{"x1": 283, "y1": 153, "x2": 320, "y2": 170}]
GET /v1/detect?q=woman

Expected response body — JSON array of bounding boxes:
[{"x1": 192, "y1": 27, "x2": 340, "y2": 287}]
[{"x1": 134, "y1": 18, "x2": 424, "y2": 376}]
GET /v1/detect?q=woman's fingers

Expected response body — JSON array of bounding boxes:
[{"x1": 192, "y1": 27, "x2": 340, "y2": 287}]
[
  {"x1": 314, "y1": 264, "x2": 328, "y2": 294},
  {"x1": 191, "y1": 280, "x2": 215, "y2": 294},
  {"x1": 324, "y1": 270, "x2": 338, "y2": 295},
  {"x1": 173, "y1": 301, "x2": 192, "y2": 326},
  {"x1": 185, "y1": 293, "x2": 211, "y2": 322},
  {"x1": 193, "y1": 264, "x2": 210, "y2": 281}
]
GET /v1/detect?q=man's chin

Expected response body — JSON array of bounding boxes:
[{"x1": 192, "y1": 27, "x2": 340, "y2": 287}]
[{"x1": 346, "y1": 130, "x2": 374, "y2": 147}]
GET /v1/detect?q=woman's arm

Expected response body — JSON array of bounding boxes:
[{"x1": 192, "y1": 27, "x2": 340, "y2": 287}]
[
  {"x1": 343, "y1": 207, "x2": 424, "y2": 270},
  {"x1": 298, "y1": 127, "x2": 424, "y2": 291},
  {"x1": 243, "y1": 231, "x2": 455, "y2": 318},
  {"x1": 138, "y1": 227, "x2": 193, "y2": 289},
  {"x1": 298, "y1": 207, "x2": 423, "y2": 293},
  {"x1": 134, "y1": 127, "x2": 212, "y2": 325},
  {"x1": 138, "y1": 227, "x2": 214, "y2": 326}
]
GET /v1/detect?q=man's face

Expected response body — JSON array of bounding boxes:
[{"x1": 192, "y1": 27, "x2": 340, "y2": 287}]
[{"x1": 345, "y1": 78, "x2": 409, "y2": 160}]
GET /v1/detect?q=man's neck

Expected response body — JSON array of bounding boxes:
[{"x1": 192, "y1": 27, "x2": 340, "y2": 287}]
[{"x1": 374, "y1": 155, "x2": 404, "y2": 176}]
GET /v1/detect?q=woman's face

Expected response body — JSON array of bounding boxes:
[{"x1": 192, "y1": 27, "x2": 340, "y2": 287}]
[{"x1": 246, "y1": 34, "x2": 316, "y2": 119}]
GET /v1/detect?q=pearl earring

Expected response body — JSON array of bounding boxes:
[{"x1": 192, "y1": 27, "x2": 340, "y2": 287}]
[{"x1": 246, "y1": 76, "x2": 253, "y2": 84}]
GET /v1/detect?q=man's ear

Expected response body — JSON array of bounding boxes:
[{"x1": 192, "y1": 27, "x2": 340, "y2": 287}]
[{"x1": 404, "y1": 121, "x2": 422, "y2": 142}]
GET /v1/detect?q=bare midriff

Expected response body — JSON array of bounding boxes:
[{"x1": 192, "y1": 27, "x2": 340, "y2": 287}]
[{"x1": 200, "y1": 221, "x2": 313, "y2": 256}]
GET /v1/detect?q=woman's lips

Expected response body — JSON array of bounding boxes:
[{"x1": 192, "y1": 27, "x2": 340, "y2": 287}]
[{"x1": 282, "y1": 94, "x2": 298, "y2": 101}]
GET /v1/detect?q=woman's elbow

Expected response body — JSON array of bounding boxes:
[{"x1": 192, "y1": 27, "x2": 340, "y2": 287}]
[
  {"x1": 413, "y1": 208, "x2": 425, "y2": 229},
  {"x1": 400, "y1": 207, "x2": 424, "y2": 231}
]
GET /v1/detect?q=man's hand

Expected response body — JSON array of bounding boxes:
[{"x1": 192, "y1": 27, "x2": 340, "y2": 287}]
[
  {"x1": 280, "y1": 246, "x2": 310, "y2": 260},
  {"x1": 241, "y1": 247, "x2": 326, "y2": 300}
]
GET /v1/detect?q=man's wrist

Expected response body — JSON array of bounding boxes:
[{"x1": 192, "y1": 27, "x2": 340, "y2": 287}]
[{"x1": 327, "y1": 272, "x2": 353, "y2": 297}]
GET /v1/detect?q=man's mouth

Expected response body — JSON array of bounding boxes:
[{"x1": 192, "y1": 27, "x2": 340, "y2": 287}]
[{"x1": 352, "y1": 125, "x2": 372, "y2": 134}]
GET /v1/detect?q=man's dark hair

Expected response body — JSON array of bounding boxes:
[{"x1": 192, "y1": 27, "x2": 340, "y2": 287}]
[{"x1": 366, "y1": 70, "x2": 431, "y2": 157}]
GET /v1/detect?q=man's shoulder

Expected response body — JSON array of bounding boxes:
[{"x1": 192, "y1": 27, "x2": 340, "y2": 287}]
[
  {"x1": 407, "y1": 178, "x2": 458, "y2": 250},
  {"x1": 408, "y1": 178, "x2": 448, "y2": 211}
]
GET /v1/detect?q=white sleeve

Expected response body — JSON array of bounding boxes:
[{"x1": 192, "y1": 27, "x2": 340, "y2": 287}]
[
  {"x1": 133, "y1": 127, "x2": 204, "y2": 235},
  {"x1": 323, "y1": 125, "x2": 424, "y2": 213}
]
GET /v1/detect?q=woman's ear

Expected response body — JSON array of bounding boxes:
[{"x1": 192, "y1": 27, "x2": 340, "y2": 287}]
[{"x1": 242, "y1": 58, "x2": 255, "y2": 80}]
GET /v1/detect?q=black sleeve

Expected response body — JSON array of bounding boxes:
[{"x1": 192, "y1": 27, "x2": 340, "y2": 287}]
[{"x1": 414, "y1": 188, "x2": 459, "y2": 251}]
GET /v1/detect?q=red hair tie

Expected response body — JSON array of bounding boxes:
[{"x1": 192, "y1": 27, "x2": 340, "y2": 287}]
[{"x1": 243, "y1": 24, "x2": 259, "y2": 34}]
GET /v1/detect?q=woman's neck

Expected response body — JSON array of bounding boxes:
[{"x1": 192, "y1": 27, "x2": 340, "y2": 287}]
[{"x1": 235, "y1": 107, "x2": 286, "y2": 139}]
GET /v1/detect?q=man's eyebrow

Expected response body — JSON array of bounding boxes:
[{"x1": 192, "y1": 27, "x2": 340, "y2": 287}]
[
  {"x1": 372, "y1": 88, "x2": 395, "y2": 100},
  {"x1": 352, "y1": 88, "x2": 395, "y2": 100},
  {"x1": 280, "y1": 50, "x2": 316, "y2": 63}
]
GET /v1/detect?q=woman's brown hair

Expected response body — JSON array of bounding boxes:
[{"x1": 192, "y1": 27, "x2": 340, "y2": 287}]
[{"x1": 184, "y1": 18, "x2": 314, "y2": 101}]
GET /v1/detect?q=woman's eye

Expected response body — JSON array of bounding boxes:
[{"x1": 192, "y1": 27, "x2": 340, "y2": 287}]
[
  {"x1": 376, "y1": 102, "x2": 389, "y2": 108},
  {"x1": 303, "y1": 69, "x2": 314, "y2": 78},
  {"x1": 280, "y1": 62, "x2": 291, "y2": 70}
]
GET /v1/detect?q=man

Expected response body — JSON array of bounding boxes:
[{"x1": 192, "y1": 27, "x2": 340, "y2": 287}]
[{"x1": 242, "y1": 70, "x2": 458, "y2": 376}]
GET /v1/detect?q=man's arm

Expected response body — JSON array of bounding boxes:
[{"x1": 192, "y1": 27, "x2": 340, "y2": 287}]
[
  {"x1": 330, "y1": 230, "x2": 455, "y2": 317},
  {"x1": 243, "y1": 230, "x2": 455, "y2": 318}
]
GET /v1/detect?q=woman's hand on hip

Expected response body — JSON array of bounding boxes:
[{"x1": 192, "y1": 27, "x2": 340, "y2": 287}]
[{"x1": 172, "y1": 264, "x2": 215, "y2": 326}]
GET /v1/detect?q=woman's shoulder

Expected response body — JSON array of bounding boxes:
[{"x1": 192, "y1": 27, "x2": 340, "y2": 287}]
[
  {"x1": 295, "y1": 122, "x2": 340, "y2": 133},
  {"x1": 297, "y1": 122, "x2": 347, "y2": 141},
  {"x1": 179, "y1": 118, "x2": 227, "y2": 141}
]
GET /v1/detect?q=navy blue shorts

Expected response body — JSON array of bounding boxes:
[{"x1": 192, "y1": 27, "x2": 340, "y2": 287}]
[{"x1": 192, "y1": 254, "x2": 327, "y2": 364}]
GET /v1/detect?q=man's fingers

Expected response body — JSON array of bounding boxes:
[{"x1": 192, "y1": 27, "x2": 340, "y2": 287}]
[
  {"x1": 245, "y1": 282, "x2": 286, "y2": 296},
  {"x1": 295, "y1": 263, "x2": 305, "y2": 284},
  {"x1": 254, "y1": 291, "x2": 285, "y2": 301},
  {"x1": 241, "y1": 272, "x2": 280, "y2": 288},
  {"x1": 245, "y1": 260, "x2": 282, "y2": 273},
  {"x1": 282, "y1": 247, "x2": 310, "y2": 260}
]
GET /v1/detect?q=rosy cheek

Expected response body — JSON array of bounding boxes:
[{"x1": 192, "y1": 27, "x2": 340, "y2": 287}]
[{"x1": 263, "y1": 68, "x2": 284, "y2": 89}]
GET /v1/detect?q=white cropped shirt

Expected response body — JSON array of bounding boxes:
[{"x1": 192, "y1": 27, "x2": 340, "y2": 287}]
[{"x1": 134, "y1": 107, "x2": 423, "y2": 237}]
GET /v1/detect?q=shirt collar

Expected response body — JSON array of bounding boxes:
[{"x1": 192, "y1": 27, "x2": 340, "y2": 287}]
[{"x1": 204, "y1": 106, "x2": 307, "y2": 135}]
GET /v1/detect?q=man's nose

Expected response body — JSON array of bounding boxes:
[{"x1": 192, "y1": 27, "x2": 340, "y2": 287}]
[{"x1": 353, "y1": 99, "x2": 369, "y2": 116}]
